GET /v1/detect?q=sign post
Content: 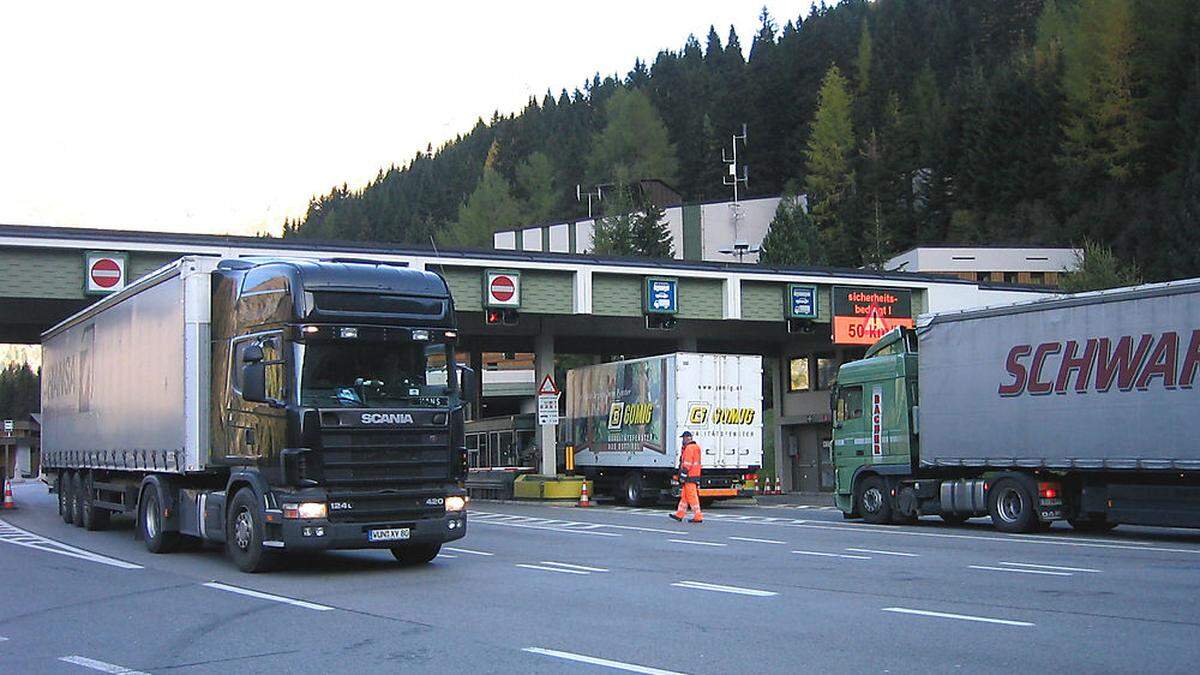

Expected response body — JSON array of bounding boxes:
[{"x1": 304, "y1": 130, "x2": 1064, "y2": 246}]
[{"x1": 537, "y1": 375, "x2": 560, "y2": 426}]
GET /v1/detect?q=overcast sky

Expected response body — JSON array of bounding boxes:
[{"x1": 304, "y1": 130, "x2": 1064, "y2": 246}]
[{"x1": 0, "y1": 1, "x2": 809, "y2": 238}]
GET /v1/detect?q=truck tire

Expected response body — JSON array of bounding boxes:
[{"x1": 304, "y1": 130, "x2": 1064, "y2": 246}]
[
  {"x1": 988, "y1": 477, "x2": 1037, "y2": 533},
  {"x1": 80, "y1": 472, "x2": 110, "y2": 531},
  {"x1": 70, "y1": 471, "x2": 85, "y2": 526},
  {"x1": 856, "y1": 476, "x2": 892, "y2": 525},
  {"x1": 226, "y1": 488, "x2": 277, "y2": 573},
  {"x1": 622, "y1": 473, "x2": 650, "y2": 506},
  {"x1": 59, "y1": 473, "x2": 74, "y2": 525},
  {"x1": 1068, "y1": 516, "x2": 1118, "y2": 533},
  {"x1": 139, "y1": 486, "x2": 180, "y2": 554},
  {"x1": 390, "y1": 543, "x2": 441, "y2": 566}
]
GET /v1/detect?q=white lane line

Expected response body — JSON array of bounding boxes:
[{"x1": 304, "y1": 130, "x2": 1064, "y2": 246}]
[
  {"x1": 999, "y1": 561, "x2": 1100, "y2": 573},
  {"x1": 436, "y1": 554, "x2": 458, "y2": 559},
  {"x1": 668, "y1": 539, "x2": 726, "y2": 547},
  {"x1": 539, "y1": 561, "x2": 609, "y2": 572},
  {"x1": 445, "y1": 547, "x2": 494, "y2": 556},
  {"x1": 203, "y1": 582, "x2": 334, "y2": 611},
  {"x1": 470, "y1": 519, "x2": 621, "y2": 537},
  {"x1": 846, "y1": 547, "x2": 918, "y2": 557},
  {"x1": 671, "y1": 580, "x2": 777, "y2": 597},
  {"x1": 882, "y1": 607, "x2": 1034, "y2": 627},
  {"x1": 597, "y1": 523, "x2": 686, "y2": 535},
  {"x1": 0, "y1": 521, "x2": 143, "y2": 570},
  {"x1": 516, "y1": 563, "x2": 590, "y2": 575},
  {"x1": 969, "y1": 565, "x2": 1072, "y2": 577},
  {"x1": 0, "y1": 636, "x2": 8, "y2": 641},
  {"x1": 59, "y1": 655, "x2": 150, "y2": 674},
  {"x1": 729, "y1": 536, "x2": 787, "y2": 545},
  {"x1": 523, "y1": 647, "x2": 686, "y2": 675},
  {"x1": 792, "y1": 550, "x2": 871, "y2": 560}
]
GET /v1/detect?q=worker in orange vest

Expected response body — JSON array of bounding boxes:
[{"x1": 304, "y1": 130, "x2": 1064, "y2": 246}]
[{"x1": 670, "y1": 431, "x2": 703, "y2": 523}]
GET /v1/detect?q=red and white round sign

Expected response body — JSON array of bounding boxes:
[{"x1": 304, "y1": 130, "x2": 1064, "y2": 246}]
[
  {"x1": 85, "y1": 253, "x2": 127, "y2": 294},
  {"x1": 484, "y1": 270, "x2": 520, "y2": 307},
  {"x1": 90, "y1": 258, "x2": 122, "y2": 288},
  {"x1": 490, "y1": 275, "x2": 515, "y2": 302}
]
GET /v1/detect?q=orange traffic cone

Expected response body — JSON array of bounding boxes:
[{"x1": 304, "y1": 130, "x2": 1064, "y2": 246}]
[
  {"x1": 3, "y1": 482, "x2": 14, "y2": 509},
  {"x1": 577, "y1": 480, "x2": 593, "y2": 508},
  {"x1": 774, "y1": 476, "x2": 784, "y2": 495}
]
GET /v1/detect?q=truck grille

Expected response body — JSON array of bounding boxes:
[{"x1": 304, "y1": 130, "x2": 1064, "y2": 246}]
[
  {"x1": 324, "y1": 489, "x2": 445, "y2": 524},
  {"x1": 319, "y1": 429, "x2": 451, "y2": 488}
]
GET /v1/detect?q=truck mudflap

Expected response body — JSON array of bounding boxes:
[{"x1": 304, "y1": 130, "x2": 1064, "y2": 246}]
[{"x1": 268, "y1": 511, "x2": 467, "y2": 551}]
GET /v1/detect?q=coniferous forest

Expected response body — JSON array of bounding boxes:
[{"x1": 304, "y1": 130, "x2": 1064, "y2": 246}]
[{"x1": 284, "y1": 0, "x2": 1200, "y2": 282}]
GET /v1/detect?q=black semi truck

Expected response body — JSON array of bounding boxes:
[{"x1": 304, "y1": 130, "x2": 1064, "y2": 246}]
[{"x1": 41, "y1": 256, "x2": 475, "y2": 571}]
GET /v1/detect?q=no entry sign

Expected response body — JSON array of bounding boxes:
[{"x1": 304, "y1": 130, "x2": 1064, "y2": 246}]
[
  {"x1": 483, "y1": 269, "x2": 521, "y2": 308},
  {"x1": 84, "y1": 251, "x2": 128, "y2": 294}
]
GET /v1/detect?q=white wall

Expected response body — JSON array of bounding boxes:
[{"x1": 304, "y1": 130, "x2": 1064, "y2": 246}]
[
  {"x1": 923, "y1": 283, "x2": 1055, "y2": 316},
  {"x1": 548, "y1": 223, "x2": 570, "y2": 253},
  {"x1": 699, "y1": 196, "x2": 781, "y2": 263},
  {"x1": 887, "y1": 247, "x2": 1081, "y2": 273},
  {"x1": 521, "y1": 228, "x2": 542, "y2": 252}
]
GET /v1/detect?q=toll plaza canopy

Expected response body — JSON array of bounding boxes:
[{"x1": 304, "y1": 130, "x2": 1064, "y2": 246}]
[{"x1": 0, "y1": 223, "x2": 1052, "y2": 487}]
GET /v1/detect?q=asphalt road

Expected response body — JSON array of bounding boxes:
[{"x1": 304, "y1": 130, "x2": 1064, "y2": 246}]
[{"x1": 2, "y1": 481, "x2": 1199, "y2": 674}]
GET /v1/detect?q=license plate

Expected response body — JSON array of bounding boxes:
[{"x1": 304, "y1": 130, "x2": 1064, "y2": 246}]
[{"x1": 368, "y1": 527, "x2": 411, "y2": 542}]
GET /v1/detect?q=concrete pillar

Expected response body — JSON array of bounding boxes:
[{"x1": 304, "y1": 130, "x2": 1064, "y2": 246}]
[
  {"x1": 772, "y1": 350, "x2": 789, "y2": 492},
  {"x1": 535, "y1": 330, "x2": 557, "y2": 476},
  {"x1": 677, "y1": 335, "x2": 698, "y2": 352},
  {"x1": 469, "y1": 351, "x2": 484, "y2": 421}
]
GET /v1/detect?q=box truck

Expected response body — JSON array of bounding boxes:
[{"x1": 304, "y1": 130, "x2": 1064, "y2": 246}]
[
  {"x1": 565, "y1": 353, "x2": 762, "y2": 506},
  {"x1": 41, "y1": 256, "x2": 476, "y2": 571},
  {"x1": 832, "y1": 278, "x2": 1200, "y2": 532}
]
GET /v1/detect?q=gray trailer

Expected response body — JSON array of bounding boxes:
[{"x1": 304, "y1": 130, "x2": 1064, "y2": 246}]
[
  {"x1": 42, "y1": 256, "x2": 475, "y2": 571},
  {"x1": 831, "y1": 278, "x2": 1200, "y2": 532}
]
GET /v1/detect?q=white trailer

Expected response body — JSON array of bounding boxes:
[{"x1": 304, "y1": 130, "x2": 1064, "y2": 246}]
[{"x1": 565, "y1": 353, "x2": 762, "y2": 505}]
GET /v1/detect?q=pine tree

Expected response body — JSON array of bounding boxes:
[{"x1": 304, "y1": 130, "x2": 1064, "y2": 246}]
[
  {"x1": 586, "y1": 88, "x2": 680, "y2": 186},
  {"x1": 443, "y1": 142, "x2": 524, "y2": 248},
  {"x1": 759, "y1": 195, "x2": 824, "y2": 267},
  {"x1": 1061, "y1": 240, "x2": 1142, "y2": 292},
  {"x1": 631, "y1": 199, "x2": 674, "y2": 259},
  {"x1": 804, "y1": 64, "x2": 858, "y2": 266},
  {"x1": 515, "y1": 151, "x2": 559, "y2": 224}
]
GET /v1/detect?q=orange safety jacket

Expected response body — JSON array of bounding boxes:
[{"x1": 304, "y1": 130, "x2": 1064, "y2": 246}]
[{"x1": 679, "y1": 441, "x2": 702, "y2": 479}]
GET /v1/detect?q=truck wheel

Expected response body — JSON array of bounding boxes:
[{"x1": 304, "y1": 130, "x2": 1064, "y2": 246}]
[
  {"x1": 226, "y1": 488, "x2": 277, "y2": 573},
  {"x1": 70, "y1": 471, "x2": 85, "y2": 527},
  {"x1": 988, "y1": 477, "x2": 1037, "y2": 533},
  {"x1": 59, "y1": 473, "x2": 74, "y2": 524},
  {"x1": 699, "y1": 497, "x2": 716, "y2": 509},
  {"x1": 1068, "y1": 516, "x2": 1118, "y2": 533},
  {"x1": 939, "y1": 513, "x2": 969, "y2": 526},
  {"x1": 139, "y1": 486, "x2": 180, "y2": 554},
  {"x1": 391, "y1": 543, "x2": 441, "y2": 565},
  {"x1": 80, "y1": 472, "x2": 110, "y2": 531},
  {"x1": 622, "y1": 473, "x2": 649, "y2": 506},
  {"x1": 856, "y1": 476, "x2": 892, "y2": 525}
]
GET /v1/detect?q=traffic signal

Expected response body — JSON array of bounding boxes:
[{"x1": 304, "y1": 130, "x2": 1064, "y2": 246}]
[
  {"x1": 485, "y1": 309, "x2": 520, "y2": 326},
  {"x1": 787, "y1": 318, "x2": 815, "y2": 334},
  {"x1": 645, "y1": 314, "x2": 677, "y2": 331}
]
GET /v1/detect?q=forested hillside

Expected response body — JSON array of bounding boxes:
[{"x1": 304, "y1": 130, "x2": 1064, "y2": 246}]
[{"x1": 284, "y1": 0, "x2": 1200, "y2": 281}]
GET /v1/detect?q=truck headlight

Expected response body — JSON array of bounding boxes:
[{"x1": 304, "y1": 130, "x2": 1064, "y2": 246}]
[
  {"x1": 283, "y1": 502, "x2": 328, "y2": 519},
  {"x1": 445, "y1": 496, "x2": 467, "y2": 512}
]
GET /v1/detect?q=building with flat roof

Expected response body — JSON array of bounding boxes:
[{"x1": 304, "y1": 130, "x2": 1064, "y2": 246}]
[{"x1": 885, "y1": 246, "x2": 1080, "y2": 287}]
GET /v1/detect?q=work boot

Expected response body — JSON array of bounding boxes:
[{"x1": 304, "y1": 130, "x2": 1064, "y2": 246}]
[
  {"x1": 669, "y1": 513, "x2": 683, "y2": 522},
  {"x1": 690, "y1": 518, "x2": 703, "y2": 524}
]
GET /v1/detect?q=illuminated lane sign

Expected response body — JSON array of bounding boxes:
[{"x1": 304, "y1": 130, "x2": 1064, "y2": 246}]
[
  {"x1": 786, "y1": 284, "x2": 818, "y2": 319},
  {"x1": 832, "y1": 286, "x2": 914, "y2": 345}
]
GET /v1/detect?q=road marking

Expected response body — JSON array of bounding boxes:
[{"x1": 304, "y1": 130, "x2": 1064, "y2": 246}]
[
  {"x1": 59, "y1": 655, "x2": 150, "y2": 674},
  {"x1": 478, "y1": 510, "x2": 681, "y2": 535},
  {"x1": 792, "y1": 550, "x2": 871, "y2": 560},
  {"x1": 729, "y1": 536, "x2": 787, "y2": 545},
  {"x1": 969, "y1": 565, "x2": 1072, "y2": 577},
  {"x1": 668, "y1": 538, "x2": 726, "y2": 547},
  {"x1": 445, "y1": 547, "x2": 494, "y2": 556},
  {"x1": 0, "y1": 636, "x2": 7, "y2": 641},
  {"x1": 671, "y1": 580, "x2": 777, "y2": 597},
  {"x1": 436, "y1": 554, "x2": 457, "y2": 559},
  {"x1": 539, "y1": 561, "x2": 609, "y2": 572},
  {"x1": 470, "y1": 513, "x2": 620, "y2": 537},
  {"x1": 523, "y1": 647, "x2": 686, "y2": 675},
  {"x1": 516, "y1": 563, "x2": 590, "y2": 575},
  {"x1": 203, "y1": 582, "x2": 334, "y2": 611},
  {"x1": 882, "y1": 607, "x2": 1034, "y2": 627},
  {"x1": 846, "y1": 547, "x2": 918, "y2": 557},
  {"x1": 999, "y1": 561, "x2": 1100, "y2": 573},
  {"x1": 0, "y1": 521, "x2": 143, "y2": 570}
]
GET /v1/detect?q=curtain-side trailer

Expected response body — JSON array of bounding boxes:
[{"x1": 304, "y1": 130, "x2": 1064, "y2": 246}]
[
  {"x1": 832, "y1": 278, "x2": 1200, "y2": 533},
  {"x1": 41, "y1": 256, "x2": 476, "y2": 571}
]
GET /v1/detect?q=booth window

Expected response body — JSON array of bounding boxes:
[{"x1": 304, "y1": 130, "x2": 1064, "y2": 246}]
[{"x1": 788, "y1": 357, "x2": 811, "y2": 391}]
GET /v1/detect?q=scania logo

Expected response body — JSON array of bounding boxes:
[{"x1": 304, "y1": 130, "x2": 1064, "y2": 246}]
[{"x1": 361, "y1": 413, "x2": 415, "y2": 424}]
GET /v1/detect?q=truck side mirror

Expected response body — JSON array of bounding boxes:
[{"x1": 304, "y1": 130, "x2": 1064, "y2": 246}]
[
  {"x1": 459, "y1": 365, "x2": 479, "y2": 404},
  {"x1": 242, "y1": 343, "x2": 264, "y2": 363},
  {"x1": 242, "y1": 362, "x2": 268, "y2": 403}
]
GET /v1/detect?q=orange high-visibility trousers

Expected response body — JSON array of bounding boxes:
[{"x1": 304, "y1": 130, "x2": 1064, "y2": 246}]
[{"x1": 674, "y1": 481, "x2": 703, "y2": 522}]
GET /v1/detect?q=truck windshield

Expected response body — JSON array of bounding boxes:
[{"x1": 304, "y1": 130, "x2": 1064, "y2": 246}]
[{"x1": 300, "y1": 341, "x2": 451, "y2": 408}]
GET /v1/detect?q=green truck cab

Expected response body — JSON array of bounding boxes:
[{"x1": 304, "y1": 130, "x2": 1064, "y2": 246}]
[{"x1": 831, "y1": 328, "x2": 919, "y2": 517}]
